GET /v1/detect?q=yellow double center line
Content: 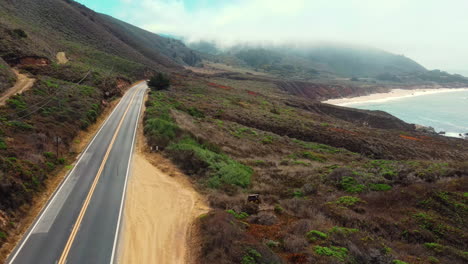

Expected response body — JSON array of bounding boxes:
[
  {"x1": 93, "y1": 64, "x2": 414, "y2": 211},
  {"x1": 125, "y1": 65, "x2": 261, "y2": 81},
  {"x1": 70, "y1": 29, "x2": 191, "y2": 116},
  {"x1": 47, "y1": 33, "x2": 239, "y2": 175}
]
[{"x1": 58, "y1": 87, "x2": 140, "y2": 264}]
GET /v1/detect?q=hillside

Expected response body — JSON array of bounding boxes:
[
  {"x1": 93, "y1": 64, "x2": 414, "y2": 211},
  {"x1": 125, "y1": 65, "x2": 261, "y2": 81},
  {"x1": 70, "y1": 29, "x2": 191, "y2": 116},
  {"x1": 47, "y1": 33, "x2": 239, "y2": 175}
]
[
  {"x1": 143, "y1": 71, "x2": 468, "y2": 264},
  {"x1": 188, "y1": 41, "x2": 468, "y2": 85},
  {"x1": 0, "y1": 0, "x2": 200, "y2": 77}
]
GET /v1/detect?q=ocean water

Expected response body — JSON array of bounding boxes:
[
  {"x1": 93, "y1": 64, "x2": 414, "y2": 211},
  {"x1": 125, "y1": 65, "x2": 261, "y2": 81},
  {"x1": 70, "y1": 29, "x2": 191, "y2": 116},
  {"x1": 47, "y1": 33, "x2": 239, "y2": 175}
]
[{"x1": 345, "y1": 90, "x2": 468, "y2": 138}]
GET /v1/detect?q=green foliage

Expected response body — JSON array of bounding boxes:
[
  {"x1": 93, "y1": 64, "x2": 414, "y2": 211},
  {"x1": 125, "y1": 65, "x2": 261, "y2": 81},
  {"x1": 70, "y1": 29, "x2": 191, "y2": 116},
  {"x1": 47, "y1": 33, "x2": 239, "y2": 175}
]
[
  {"x1": 226, "y1": 209, "x2": 249, "y2": 220},
  {"x1": 148, "y1": 73, "x2": 170, "y2": 91},
  {"x1": 79, "y1": 85, "x2": 95, "y2": 96},
  {"x1": 314, "y1": 246, "x2": 348, "y2": 261},
  {"x1": 0, "y1": 138, "x2": 7, "y2": 150},
  {"x1": 274, "y1": 204, "x2": 284, "y2": 214},
  {"x1": 43, "y1": 152, "x2": 56, "y2": 159},
  {"x1": 293, "y1": 190, "x2": 304, "y2": 198},
  {"x1": 231, "y1": 127, "x2": 258, "y2": 138},
  {"x1": 392, "y1": 260, "x2": 409, "y2": 264},
  {"x1": 168, "y1": 137, "x2": 252, "y2": 188},
  {"x1": 0, "y1": 231, "x2": 7, "y2": 239},
  {"x1": 340, "y1": 177, "x2": 366, "y2": 193},
  {"x1": 45, "y1": 162, "x2": 55, "y2": 171},
  {"x1": 145, "y1": 118, "x2": 179, "y2": 145},
  {"x1": 187, "y1": 107, "x2": 205, "y2": 118},
  {"x1": 261, "y1": 135, "x2": 274, "y2": 144},
  {"x1": 369, "y1": 183, "x2": 392, "y2": 191},
  {"x1": 12, "y1": 28, "x2": 28, "y2": 38},
  {"x1": 241, "y1": 249, "x2": 262, "y2": 264},
  {"x1": 265, "y1": 240, "x2": 280, "y2": 248},
  {"x1": 335, "y1": 196, "x2": 363, "y2": 207},
  {"x1": 424, "y1": 243, "x2": 444, "y2": 253},
  {"x1": 427, "y1": 256, "x2": 439, "y2": 263},
  {"x1": 6, "y1": 95, "x2": 27, "y2": 110},
  {"x1": 307, "y1": 230, "x2": 328, "y2": 241},
  {"x1": 300, "y1": 151, "x2": 326, "y2": 162},
  {"x1": 7, "y1": 121, "x2": 34, "y2": 131},
  {"x1": 329, "y1": 226, "x2": 359, "y2": 235},
  {"x1": 412, "y1": 212, "x2": 446, "y2": 236},
  {"x1": 43, "y1": 79, "x2": 59, "y2": 89},
  {"x1": 293, "y1": 139, "x2": 342, "y2": 154},
  {"x1": 367, "y1": 160, "x2": 398, "y2": 177}
]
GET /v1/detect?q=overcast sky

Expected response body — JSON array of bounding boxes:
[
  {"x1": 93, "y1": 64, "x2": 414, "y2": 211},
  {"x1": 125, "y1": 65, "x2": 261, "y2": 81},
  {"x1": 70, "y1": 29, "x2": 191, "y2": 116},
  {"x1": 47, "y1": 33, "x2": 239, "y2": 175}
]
[{"x1": 76, "y1": 0, "x2": 468, "y2": 74}]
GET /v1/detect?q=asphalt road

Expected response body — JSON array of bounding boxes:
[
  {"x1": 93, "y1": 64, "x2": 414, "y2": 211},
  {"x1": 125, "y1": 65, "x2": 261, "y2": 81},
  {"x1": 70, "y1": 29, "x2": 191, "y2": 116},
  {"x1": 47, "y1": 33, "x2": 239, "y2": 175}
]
[{"x1": 6, "y1": 82, "x2": 147, "y2": 264}]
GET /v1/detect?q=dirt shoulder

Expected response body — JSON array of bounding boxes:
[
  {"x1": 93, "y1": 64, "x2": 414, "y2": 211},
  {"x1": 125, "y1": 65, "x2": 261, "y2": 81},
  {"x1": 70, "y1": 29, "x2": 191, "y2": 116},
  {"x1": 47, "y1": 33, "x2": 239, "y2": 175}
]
[
  {"x1": 0, "y1": 69, "x2": 36, "y2": 106},
  {"x1": 119, "y1": 99, "x2": 208, "y2": 264}
]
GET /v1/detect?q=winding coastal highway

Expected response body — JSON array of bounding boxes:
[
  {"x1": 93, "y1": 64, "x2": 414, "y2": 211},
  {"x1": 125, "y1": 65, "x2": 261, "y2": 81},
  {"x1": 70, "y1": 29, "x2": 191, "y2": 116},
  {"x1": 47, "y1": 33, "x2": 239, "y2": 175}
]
[{"x1": 6, "y1": 82, "x2": 147, "y2": 264}]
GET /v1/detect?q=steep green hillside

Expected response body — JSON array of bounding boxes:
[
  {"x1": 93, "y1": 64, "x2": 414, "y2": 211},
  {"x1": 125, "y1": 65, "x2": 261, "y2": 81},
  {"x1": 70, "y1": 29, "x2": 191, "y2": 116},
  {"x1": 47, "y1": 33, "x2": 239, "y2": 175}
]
[{"x1": 0, "y1": 0, "x2": 200, "y2": 77}]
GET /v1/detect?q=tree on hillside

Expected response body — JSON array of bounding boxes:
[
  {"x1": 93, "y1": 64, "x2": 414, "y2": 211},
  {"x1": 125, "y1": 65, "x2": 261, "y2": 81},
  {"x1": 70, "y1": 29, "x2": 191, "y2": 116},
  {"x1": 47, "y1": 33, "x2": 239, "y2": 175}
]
[{"x1": 148, "y1": 72, "x2": 170, "y2": 91}]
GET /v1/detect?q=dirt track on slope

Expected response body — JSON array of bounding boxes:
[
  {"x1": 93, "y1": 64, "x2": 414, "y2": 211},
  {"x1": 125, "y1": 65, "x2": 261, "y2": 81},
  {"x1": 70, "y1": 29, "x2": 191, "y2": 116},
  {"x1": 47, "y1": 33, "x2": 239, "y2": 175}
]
[
  {"x1": 56, "y1": 52, "x2": 69, "y2": 64},
  {"x1": 0, "y1": 70, "x2": 35, "y2": 106},
  {"x1": 120, "y1": 108, "x2": 208, "y2": 264}
]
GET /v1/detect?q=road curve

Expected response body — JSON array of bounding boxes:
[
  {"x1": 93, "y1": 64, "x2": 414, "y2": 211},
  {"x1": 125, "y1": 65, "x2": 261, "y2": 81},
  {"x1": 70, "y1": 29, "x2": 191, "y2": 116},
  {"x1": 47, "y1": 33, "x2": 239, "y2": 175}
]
[{"x1": 6, "y1": 82, "x2": 147, "y2": 264}]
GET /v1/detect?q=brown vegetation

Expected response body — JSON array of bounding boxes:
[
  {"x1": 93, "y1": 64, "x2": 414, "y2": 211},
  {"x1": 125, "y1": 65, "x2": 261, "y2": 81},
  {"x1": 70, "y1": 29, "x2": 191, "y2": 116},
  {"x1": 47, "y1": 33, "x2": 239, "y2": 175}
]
[{"x1": 142, "y1": 71, "x2": 468, "y2": 264}]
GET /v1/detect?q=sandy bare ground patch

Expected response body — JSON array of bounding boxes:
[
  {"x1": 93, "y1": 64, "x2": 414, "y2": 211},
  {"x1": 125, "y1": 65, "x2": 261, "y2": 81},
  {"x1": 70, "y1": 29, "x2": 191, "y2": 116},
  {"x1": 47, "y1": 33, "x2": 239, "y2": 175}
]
[
  {"x1": 120, "y1": 105, "x2": 208, "y2": 264},
  {"x1": 56, "y1": 52, "x2": 69, "y2": 64},
  {"x1": 0, "y1": 69, "x2": 36, "y2": 106}
]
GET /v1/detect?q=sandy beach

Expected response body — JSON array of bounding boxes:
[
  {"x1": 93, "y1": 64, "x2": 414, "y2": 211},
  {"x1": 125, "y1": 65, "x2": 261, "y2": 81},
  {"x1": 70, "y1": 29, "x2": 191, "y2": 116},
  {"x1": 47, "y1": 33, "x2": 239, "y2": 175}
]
[{"x1": 322, "y1": 87, "x2": 468, "y2": 106}]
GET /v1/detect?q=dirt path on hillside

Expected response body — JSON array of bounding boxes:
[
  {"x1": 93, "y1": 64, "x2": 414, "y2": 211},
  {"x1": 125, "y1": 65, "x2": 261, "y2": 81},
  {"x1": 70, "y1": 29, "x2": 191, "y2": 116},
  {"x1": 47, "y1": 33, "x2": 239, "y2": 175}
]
[
  {"x1": 0, "y1": 69, "x2": 36, "y2": 106},
  {"x1": 56, "y1": 52, "x2": 69, "y2": 64},
  {"x1": 120, "y1": 109, "x2": 208, "y2": 264}
]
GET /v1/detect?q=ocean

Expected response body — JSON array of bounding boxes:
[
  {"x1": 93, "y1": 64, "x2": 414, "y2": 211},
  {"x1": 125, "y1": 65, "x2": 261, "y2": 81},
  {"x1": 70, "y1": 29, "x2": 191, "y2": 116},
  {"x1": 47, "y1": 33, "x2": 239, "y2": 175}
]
[{"x1": 344, "y1": 90, "x2": 468, "y2": 138}]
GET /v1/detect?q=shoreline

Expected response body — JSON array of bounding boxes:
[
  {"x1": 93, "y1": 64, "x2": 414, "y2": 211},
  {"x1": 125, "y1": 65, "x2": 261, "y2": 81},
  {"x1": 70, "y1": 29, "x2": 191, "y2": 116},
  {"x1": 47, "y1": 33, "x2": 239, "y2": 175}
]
[{"x1": 322, "y1": 87, "x2": 468, "y2": 106}]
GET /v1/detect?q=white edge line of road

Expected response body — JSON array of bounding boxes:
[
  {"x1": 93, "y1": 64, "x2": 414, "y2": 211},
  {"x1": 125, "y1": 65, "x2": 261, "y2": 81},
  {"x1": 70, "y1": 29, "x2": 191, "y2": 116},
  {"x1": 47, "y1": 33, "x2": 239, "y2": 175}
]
[
  {"x1": 109, "y1": 85, "x2": 146, "y2": 264},
  {"x1": 7, "y1": 83, "x2": 141, "y2": 264}
]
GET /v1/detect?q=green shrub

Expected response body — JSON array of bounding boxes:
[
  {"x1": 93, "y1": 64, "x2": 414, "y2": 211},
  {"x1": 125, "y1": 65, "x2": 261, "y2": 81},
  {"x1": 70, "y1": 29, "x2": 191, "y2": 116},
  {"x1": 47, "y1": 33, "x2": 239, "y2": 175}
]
[
  {"x1": 301, "y1": 151, "x2": 326, "y2": 162},
  {"x1": 7, "y1": 121, "x2": 34, "y2": 131},
  {"x1": 241, "y1": 249, "x2": 262, "y2": 264},
  {"x1": 6, "y1": 95, "x2": 27, "y2": 110},
  {"x1": 424, "y1": 243, "x2": 444, "y2": 253},
  {"x1": 144, "y1": 118, "x2": 179, "y2": 146},
  {"x1": 187, "y1": 107, "x2": 205, "y2": 118},
  {"x1": 0, "y1": 231, "x2": 7, "y2": 239},
  {"x1": 43, "y1": 79, "x2": 59, "y2": 89},
  {"x1": 314, "y1": 246, "x2": 348, "y2": 261},
  {"x1": 46, "y1": 162, "x2": 55, "y2": 171},
  {"x1": 392, "y1": 260, "x2": 408, "y2": 264},
  {"x1": 265, "y1": 240, "x2": 280, "y2": 248},
  {"x1": 0, "y1": 138, "x2": 7, "y2": 150},
  {"x1": 368, "y1": 160, "x2": 398, "y2": 177},
  {"x1": 335, "y1": 196, "x2": 362, "y2": 207},
  {"x1": 226, "y1": 209, "x2": 249, "y2": 220},
  {"x1": 369, "y1": 183, "x2": 392, "y2": 191},
  {"x1": 307, "y1": 230, "x2": 328, "y2": 241},
  {"x1": 12, "y1": 29, "x2": 28, "y2": 38},
  {"x1": 168, "y1": 137, "x2": 252, "y2": 188},
  {"x1": 274, "y1": 204, "x2": 284, "y2": 214},
  {"x1": 43, "y1": 152, "x2": 56, "y2": 159},
  {"x1": 340, "y1": 177, "x2": 366, "y2": 193},
  {"x1": 261, "y1": 135, "x2": 274, "y2": 144},
  {"x1": 329, "y1": 226, "x2": 359, "y2": 235},
  {"x1": 292, "y1": 139, "x2": 342, "y2": 154},
  {"x1": 293, "y1": 190, "x2": 305, "y2": 198},
  {"x1": 148, "y1": 73, "x2": 170, "y2": 91}
]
